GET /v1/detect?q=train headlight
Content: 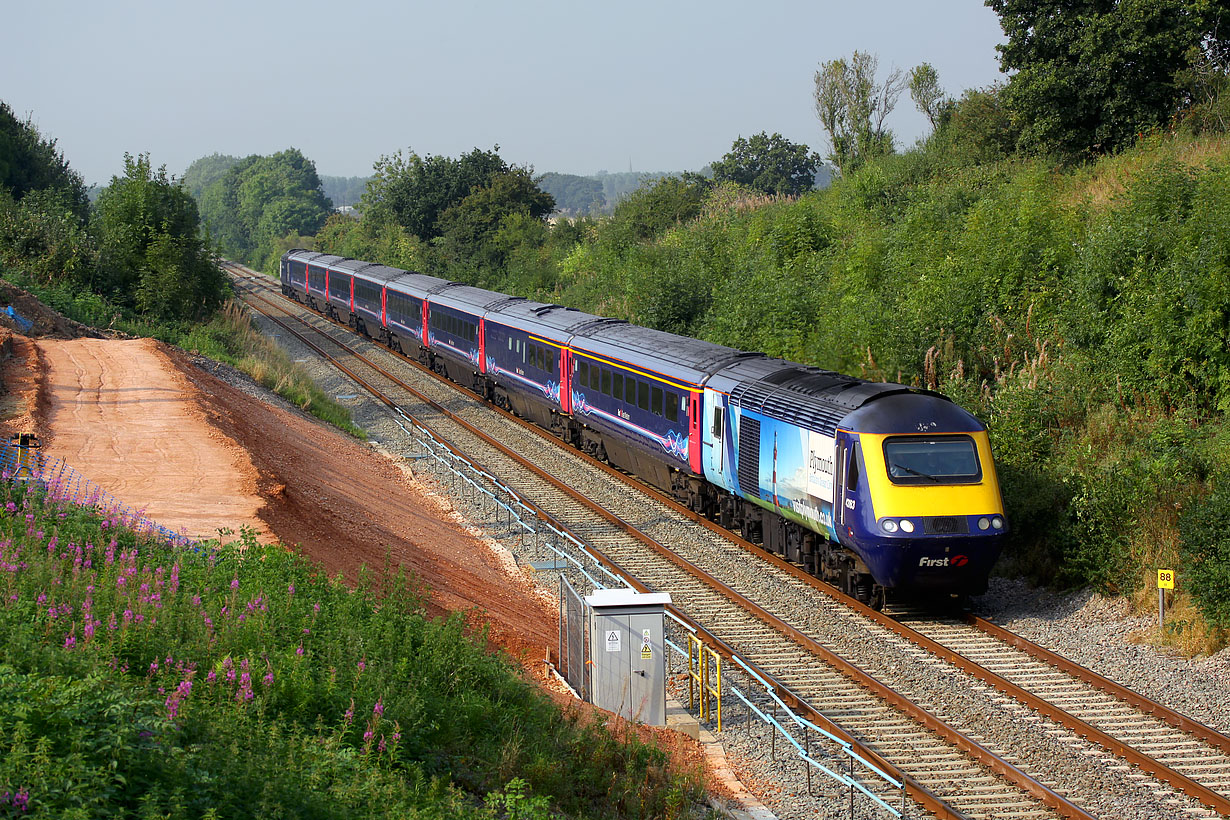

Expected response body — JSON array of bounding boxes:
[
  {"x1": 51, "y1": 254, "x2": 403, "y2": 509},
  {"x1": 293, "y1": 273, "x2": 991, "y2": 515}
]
[
  {"x1": 978, "y1": 517, "x2": 990, "y2": 531},
  {"x1": 991, "y1": 516, "x2": 1004, "y2": 530},
  {"x1": 881, "y1": 519, "x2": 899, "y2": 533},
  {"x1": 899, "y1": 519, "x2": 915, "y2": 533}
]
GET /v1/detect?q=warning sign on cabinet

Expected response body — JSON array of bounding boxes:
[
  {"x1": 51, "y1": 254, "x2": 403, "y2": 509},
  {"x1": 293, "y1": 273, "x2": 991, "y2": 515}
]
[
  {"x1": 641, "y1": 628, "x2": 652, "y2": 659},
  {"x1": 605, "y1": 630, "x2": 621, "y2": 652}
]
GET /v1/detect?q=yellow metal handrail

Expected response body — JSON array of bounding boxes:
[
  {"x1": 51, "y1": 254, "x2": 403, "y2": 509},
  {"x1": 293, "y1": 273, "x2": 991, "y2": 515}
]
[{"x1": 687, "y1": 633, "x2": 722, "y2": 731}]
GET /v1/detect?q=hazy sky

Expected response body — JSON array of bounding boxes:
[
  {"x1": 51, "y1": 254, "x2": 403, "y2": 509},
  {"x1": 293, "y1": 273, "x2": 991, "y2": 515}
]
[{"x1": 4, "y1": 1, "x2": 1007, "y2": 187}]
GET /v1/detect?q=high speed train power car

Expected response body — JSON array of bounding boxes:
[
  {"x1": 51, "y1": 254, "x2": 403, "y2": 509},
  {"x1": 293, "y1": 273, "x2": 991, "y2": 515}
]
[{"x1": 280, "y1": 250, "x2": 1007, "y2": 608}]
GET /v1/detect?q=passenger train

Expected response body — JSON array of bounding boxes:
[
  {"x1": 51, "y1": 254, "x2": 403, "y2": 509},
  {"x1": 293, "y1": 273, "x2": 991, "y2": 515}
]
[{"x1": 280, "y1": 250, "x2": 1007, "y2": 608}]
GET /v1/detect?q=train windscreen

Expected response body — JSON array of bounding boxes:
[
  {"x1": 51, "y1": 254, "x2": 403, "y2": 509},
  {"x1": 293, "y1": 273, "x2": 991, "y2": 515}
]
[{"x1": 882, "y1": 436, "x2": 981, "y2": 484}]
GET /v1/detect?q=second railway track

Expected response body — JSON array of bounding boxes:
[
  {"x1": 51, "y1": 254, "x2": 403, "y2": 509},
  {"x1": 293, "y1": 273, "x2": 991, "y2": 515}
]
[{"x1": 228, "y1": 264, "x2": 1230, "y2": 820}]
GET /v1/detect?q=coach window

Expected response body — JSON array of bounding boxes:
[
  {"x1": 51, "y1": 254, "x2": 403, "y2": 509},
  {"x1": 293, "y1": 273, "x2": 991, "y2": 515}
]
[
  {"x1": 578, "y1": 360, "x2": 589, "y2": 386},
  {"x1": 638, "y1": 381, "x2": 650, "y2": 412},
  {"x1": 590, "y1": 364, "x2": 600, "y2": 391},
  {"x1": 626, "y1": 375, "x2": 637, "y2": 405},
  {"x1": 651, "y1": 386, "x2": 663, "y2": 416},
  {"x1": 548, "y1": 351, "x2": 556, "y2": 373},
  {"x1": 613, "y1": 373, "x2": 624, "y2": 402},
  {"x1": 538, "y1": 346, "x2": 547, "y2": 371},
  {"x1": 711, "y1": 407, "x2": 723, "y2": 437},
  {"x1": 601, "y1": 369, "x2": 612, "y2": 396},
  {"x1": 665, "y1": 391, "x2": 679, "y2": 423}
]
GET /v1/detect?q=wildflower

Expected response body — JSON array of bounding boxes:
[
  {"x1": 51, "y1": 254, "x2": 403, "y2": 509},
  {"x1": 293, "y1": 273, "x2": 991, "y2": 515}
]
[
  {"x1": 192, "y1": 595, "x2": 201, "y2": 606},
  {"x1": 231, "y1": 576, "x2": 239, "y2": 591},
  {"x1": 206, "y1": 669, "x2": 217, "y2": 683},
  {"x1": 263, "y1": 671, "x2": 273, "y2": 687},
  {"x1": 373, "y1": 699, "x2": 383, "y2": 719},
  {"x1": 378, "y1": 736, "x2": 387, "y2": 753},
  {"x1": 343, "y1": 700, "x2": 354, "y2": 724},
  {"x1": 391, "y1": 723, "x2": 401, "y2": 743},
  {"x1": 296, "y1": 645, "x2": 304, "y2": 656},
  {"x1": 357, "y1": 659, "x2": 365, "y2": 674},
  {"x1": 287, "y1": 583, "x2": 295, "y2": 596},
  {"x1": 12, "y1": 789, "x2": 28, "y2": 812},
  {"x1": 64, "y1": 632, "x2": 75, "y2": 650}
]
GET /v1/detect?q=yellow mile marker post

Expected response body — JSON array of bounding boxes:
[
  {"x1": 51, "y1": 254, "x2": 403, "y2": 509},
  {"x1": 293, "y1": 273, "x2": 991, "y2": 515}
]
[{"x1": 1157, "y1": 569, "x2": 1175, "y2": 629}]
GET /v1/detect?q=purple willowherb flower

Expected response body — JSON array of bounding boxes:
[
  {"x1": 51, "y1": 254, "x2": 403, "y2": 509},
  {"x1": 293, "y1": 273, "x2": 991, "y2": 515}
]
[
  {"x1": 296, "y1": 645, "x2": 304, "y2": 656},
  {"x1": 357, "y1": 659, "x2": 365, "y2": 674},
  {"x1": 287, "y1": 583, "x2": 295, "y2": 596},
  {"x1": 230, "y1": 576, "x2": 239, "y2": 591},
  {"x1": 373, "y1": 699, "x2": 383, "y2": 719},
  {"x1": 343, "y1": 700, "x2": 354, "y2": 724},
  {"x1": 12, "y1": 788, "x2": 29, "y2": 812},
  {"x1": 378, "y1": 737, "x2": 386, "y2": 753},
  {"x1": 206, "y1": 669, "x2": 216, "y2": 683},
  {"x1": 262, "y1": 671, "x2": 273, "y2": 687},
  {"x1": 64, "y1": 632, "x2": 75, "y2": 650}
]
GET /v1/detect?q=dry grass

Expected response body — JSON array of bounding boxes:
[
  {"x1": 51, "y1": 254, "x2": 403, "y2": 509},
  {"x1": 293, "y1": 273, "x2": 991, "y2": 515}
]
[{"x1": 1065, "y1": 132, "x2": 1230, "y2": 211}]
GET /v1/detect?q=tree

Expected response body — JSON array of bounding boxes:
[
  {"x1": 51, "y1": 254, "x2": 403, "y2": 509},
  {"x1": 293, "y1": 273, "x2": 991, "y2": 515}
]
[
  {"x1": 433, "y1": 168, "x2": 555, "y2": 272},
  {"x1": 813, "y1": 51, "x2": 906, "y2": 174},
  {"x1": 361, "y1": 147, "x2": 510, "y2": 240},
  {"x1": 195, "y1": 148, "x2": 333, "y2": 265},
  {"x1": 0, "y1": 100, "x2": 89, "y2": 221},
  {"x1": 94, "y1": 153, "x2": 225, "y2": 320},
  {"x1": 710, "y1": 132, "x2": 820, "y2": 196},
  {"x1": 986, "y1": 0, "x2": 1229, "y2": 157},
  {"x1": 909, "y1": 63, "x2": 949, "y2": 131}
]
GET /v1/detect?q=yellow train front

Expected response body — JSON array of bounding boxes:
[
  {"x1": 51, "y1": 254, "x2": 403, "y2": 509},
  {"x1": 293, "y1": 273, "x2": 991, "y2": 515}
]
[{"x1": 831, "y1": 392, "x2": 1007, "y2": 599}]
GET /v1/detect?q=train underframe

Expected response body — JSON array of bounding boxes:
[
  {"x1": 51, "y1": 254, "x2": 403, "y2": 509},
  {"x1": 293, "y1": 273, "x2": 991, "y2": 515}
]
[{"x1": 282, "y1": 287, "x2": 888, "y2": 609}]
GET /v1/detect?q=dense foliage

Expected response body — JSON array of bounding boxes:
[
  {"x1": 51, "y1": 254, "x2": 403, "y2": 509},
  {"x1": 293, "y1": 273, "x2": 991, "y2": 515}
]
[
  {"x1": 196, "y1": 148, "x2": 333, "y2": 271},
  {"x1": 93, "y1": 154, "x2": 226, "y2": 321},
  {"x1": 987, "y1": 0, "x2": 1230, "y2": 157},
  {"x1": 1, "y1": 107, "x2": 226, "y2": 327},
  {"x1": 0, "y1": 101, "x2": 89, "y2": 221},
  {"x1": 0, "y1": 480, "x2": 702, "y2": 818}
]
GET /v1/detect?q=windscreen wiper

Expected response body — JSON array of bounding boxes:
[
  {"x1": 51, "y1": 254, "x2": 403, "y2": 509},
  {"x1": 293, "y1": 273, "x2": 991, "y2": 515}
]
[{"x1": 890, "y1": 463, "x2": 939, "y2": 482}]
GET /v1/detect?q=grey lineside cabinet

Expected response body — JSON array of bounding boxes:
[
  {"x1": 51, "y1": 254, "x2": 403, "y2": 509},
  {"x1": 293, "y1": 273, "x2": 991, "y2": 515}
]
[{"x1": 584, "y1": 589, "x2": 672, "y2": 726}]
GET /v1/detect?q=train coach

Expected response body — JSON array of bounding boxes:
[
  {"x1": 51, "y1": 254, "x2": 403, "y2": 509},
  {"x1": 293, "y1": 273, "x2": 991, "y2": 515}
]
[{"x1": 279, "y1": 250, "x2": 1007, "y2": 607}]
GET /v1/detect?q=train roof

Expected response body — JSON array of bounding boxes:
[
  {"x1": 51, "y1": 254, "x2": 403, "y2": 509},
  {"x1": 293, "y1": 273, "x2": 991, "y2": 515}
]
[
  {"x1": 572, "y1": 322, "x2": 757, "y2": 388},
  {"x1": 485, "y1": 300, "x2": 613, "y2": 339},
  {"x1": 713, "y1": 357, "x2": 952, "y2": 436},
  {"x1": 350, "y1": 263, "x2": 415, "y2": 285},
  {"x1": 429, "y1": 284, "x2": 523, "y2": 314},
  {"x1": 840, "y1": 392, "x2": 984, "y2": 434},
  {"x1": 284, "y1": 250, "x2": 347, "y2": 268},
  {"x1": 385, "y1": 271, "x2": 454, "y2": 298}
]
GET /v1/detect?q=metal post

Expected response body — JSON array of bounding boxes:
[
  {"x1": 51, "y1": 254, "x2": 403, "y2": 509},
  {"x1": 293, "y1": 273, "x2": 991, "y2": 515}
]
[
  {"x1": 805, "y1": 732, "x2": 812, "y2": 795},
  {"x1": 849, "y1": 751, "x2": 855, "y2": 819},
  {"x1": 1159, "y1": 587, "x2": 1165, "y2": 629}
]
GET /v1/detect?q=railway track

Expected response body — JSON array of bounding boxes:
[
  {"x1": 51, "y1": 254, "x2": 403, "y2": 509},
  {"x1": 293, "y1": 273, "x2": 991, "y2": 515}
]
[{"x1": 226, "y1": 264, "x2": 1230, "y2": 819}]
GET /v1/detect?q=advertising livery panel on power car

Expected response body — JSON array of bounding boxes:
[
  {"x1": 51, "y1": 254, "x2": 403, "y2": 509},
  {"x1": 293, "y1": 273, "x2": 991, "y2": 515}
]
[{"x1": 278, "y1": 249, "x2": 1008, "y2": 609}]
